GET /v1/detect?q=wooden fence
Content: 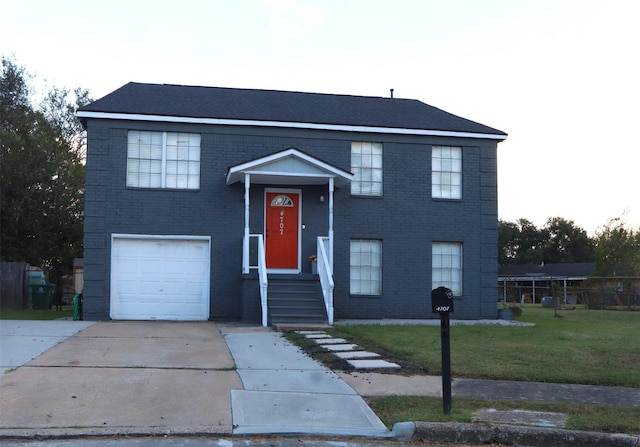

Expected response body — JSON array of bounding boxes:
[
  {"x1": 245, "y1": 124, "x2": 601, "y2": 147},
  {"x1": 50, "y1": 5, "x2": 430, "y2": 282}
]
[{"x1": 0, "y1": 262, "x2": 29, "y2": 309}]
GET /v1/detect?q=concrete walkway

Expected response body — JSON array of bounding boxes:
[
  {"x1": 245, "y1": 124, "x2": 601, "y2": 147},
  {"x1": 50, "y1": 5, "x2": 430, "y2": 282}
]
[{"x1": 222, "y1": 327, "x2": 387, "y2": 437}]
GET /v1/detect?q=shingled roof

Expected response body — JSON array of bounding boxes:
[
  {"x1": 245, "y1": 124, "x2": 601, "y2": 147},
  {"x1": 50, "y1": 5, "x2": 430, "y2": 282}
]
[
  {"x1": 79, "y1": 82, "x2": 507, "y2": 138},
  {"x1": 499, "y1": 263, "x2": 596, "y2": 279}
]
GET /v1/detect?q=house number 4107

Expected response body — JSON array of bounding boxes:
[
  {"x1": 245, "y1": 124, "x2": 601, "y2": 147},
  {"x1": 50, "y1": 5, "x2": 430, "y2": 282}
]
[{"x1": 279, "y1": 210, "x2": 285, "y2": 235}]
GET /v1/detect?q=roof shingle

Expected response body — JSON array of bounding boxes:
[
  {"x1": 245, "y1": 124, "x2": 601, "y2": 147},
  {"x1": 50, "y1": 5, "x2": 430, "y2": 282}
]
[{"x1": 80, "y1": 82, "x2": 507, "y2": 137}]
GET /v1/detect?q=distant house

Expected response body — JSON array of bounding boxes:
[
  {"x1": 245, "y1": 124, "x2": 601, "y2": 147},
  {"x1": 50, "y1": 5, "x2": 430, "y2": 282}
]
[
  {"x1": 77, "y1": 82, "x2": 507, "y2": 324},
  {"x1": 499, "y1": 263, "x2": 596, "y2": 304}
]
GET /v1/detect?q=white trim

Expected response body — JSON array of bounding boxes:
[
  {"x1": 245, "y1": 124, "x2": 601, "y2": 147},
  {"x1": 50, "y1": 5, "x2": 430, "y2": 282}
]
[
  {"x1": 227, "y1": 148, "x2": 352, "y2": 185},
  {"x1": 77, "y1": 111, "x2": 507, "y2": 140},
  {"x1": 227, "y1": 148, "x2": 353, "y2": 186},
  {"x1": 264, "y1": 188, "x2": 302, "y2": 274},
  {"x1": 111, "y1": 233, "x2": 211, "y2": 241},
  {"x1": 243, "y1": 170, "x2": 334, "y2": 179}
]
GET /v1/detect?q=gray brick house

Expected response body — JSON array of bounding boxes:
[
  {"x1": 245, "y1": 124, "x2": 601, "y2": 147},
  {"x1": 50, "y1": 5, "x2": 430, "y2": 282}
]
[{"x1": 77, "y1": 82, "x2": 507, "y2": 324}]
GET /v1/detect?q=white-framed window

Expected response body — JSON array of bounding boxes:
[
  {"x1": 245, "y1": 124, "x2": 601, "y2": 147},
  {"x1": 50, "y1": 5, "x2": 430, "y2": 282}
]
[
  {"x1": 432, "y1": 146, "x2": 461, "y2": 199},
  {"x1": 351, "y1": 142, "x2": 382, "y2": 196},
  {"x1": 432, "y1": 242, "x2": 462, "y2": 295},
  {"x1": 127, "y1": 130, "x2": 201, "y2": 189},
  {"x1": 350, "y1": 239, "x2": 382, "y2": 295}
]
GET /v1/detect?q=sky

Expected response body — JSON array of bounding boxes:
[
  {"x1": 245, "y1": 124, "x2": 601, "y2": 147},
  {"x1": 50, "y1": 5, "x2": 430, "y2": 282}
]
[{"x1": 2, "y1": 0, "x2": 638, "y2": 235}]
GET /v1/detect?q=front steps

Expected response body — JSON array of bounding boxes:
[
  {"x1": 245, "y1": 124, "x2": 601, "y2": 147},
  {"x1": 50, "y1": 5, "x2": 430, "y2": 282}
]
[{"x1": 267, "y1": 274, "x2": 327, "y2": 325}]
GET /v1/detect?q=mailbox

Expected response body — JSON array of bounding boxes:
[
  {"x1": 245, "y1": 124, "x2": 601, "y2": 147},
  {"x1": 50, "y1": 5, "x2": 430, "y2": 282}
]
[{"x1": 431, "y1": 286, "x2": 454, "y2": 314}]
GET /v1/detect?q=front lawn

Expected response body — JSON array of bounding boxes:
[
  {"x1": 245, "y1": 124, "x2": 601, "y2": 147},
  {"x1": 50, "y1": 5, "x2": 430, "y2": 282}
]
[
  {"x1": 285, "y1": 307, "x2": 640, "y2": 434},
  {"x1": 331, "y1": 306, "x2": 640, "y2": 387}
]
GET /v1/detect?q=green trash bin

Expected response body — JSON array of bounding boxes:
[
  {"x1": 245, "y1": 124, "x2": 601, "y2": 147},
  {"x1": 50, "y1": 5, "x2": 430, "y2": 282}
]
[
  {"x1": 73, "y1": 293, "x2": 83, "y2": 320},
  {"x1": 31, "y1": 284, "x2": 52, "y2": 310}
]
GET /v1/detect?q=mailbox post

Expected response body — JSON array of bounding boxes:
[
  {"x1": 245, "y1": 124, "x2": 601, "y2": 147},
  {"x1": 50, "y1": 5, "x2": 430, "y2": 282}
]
[{"x1": 431, "y1": 286, "x2": 454, "y2": 414}]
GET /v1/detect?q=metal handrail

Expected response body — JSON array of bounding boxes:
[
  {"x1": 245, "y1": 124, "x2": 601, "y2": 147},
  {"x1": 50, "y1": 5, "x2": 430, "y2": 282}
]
[
  {"x1": 247, "y1": 233, "x2": 269, "y2": 326},
  {"x1": 317, "y1": 236, "x2": 334, "y2": 324}
]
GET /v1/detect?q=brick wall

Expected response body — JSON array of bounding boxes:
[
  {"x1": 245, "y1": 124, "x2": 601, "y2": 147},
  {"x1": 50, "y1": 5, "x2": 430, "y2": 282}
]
[{"x1": 83, "y1": 120, "x2": 499, "y2": 320}]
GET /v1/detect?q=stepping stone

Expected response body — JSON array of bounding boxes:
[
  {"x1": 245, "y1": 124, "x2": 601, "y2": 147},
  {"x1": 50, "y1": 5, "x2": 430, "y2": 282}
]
[
  {"x1": 305, "y1": 334, "x2": 332, "y2": 339},
  {"x1": 315, "y1": 338, "x2": 348, "y2": 344},
  {"x1": 335, "y1": 351, "x2": 381, "y2": 359},
  {"x1": 472, "y1": 409, "x2": 567, "y2": 428},
  {"x1": 347, "y1": 359, "x2": 401, "y2": 369},
  {"x1": 323, "y1": 343, "x2": 360, "y2": 352},
  {"x1": 296, "y1": 331, "x2": 326, "y2": 335}
]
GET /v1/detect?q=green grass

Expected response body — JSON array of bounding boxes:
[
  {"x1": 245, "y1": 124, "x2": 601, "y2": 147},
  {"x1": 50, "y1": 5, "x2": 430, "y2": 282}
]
[
  {"x1": 367, "y1": 396, "x2": 640, "y2": 434},
  {"x1": 331, "y1": 307, "x2": 640, "y2": 387},
  {"x1": 284, "y1": 307, "x2": 640, "y2": 434},
  {"x1": 0, "y1": 306, "x2": 74, "y2": 320}
]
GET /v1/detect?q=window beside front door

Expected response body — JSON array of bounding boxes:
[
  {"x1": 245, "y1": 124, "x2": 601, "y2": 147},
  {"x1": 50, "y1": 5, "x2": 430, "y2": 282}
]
[
  {"x1": 432, "y1": 146, "x2": 461, "y2": 199},
  {"x1": 350, "y1": 239, "x2": 382, "y2": 295},
  {"x1": 127, "y1": 130, "x2": 201, "y2": 190},
  {"x1": 351, "y1": 142, "x2": 383, "y2": 196}
]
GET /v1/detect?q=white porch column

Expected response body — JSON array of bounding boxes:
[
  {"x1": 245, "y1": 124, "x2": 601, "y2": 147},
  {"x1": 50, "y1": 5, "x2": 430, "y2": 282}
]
[
  {"x1": 532, "y1": 279, "x2": 536, "y2": 304},
  {"x1": 243, "y1": 174, "x2": 250, "y2": 274},
  {"x1": 328, "y1": 177, "x2": 334, "y2": 271}
]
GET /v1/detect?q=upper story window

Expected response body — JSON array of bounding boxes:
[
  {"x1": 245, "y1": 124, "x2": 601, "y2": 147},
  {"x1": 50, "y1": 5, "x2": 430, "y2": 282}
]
[
  {"x1": 127, "y1": 131, "x2": 201, "y2": 190},
  {"x1": 351, "y1": 142, "x2": 382, "y2": 196},
  {"x1": 432, "y1": 146, "x2": 461, "y2": 199},
  {"x1": 432, "y1": 242, "x2": 462, "y2": 295}
]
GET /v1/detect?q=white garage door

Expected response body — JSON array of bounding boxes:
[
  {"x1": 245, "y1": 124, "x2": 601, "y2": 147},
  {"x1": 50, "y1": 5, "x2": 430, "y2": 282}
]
[{"x1": 111, "y1": 235, "x2": 211, "y2": 321}]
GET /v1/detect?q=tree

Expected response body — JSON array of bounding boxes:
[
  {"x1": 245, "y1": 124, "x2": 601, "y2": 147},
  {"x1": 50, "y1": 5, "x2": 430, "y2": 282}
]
[
  {"x1": 499, "y1": 217, "x2": 594, "y2": 265},
  {"x1": 541, "y1": 217, "x2": 594, "y2": 263},
  {"x1": 593, "y1": 217, "x2": 640, "y2": 276},
  {"x1": 498, "y1": 219, "x2": 520, "y2": 264},
  {"x1": 41, "y1": 85, "x2": 91, "y2": 160},
  {"x1": 498, "y1": 218, "x2": 546, "y2": 265},
  {"x1": 0, "y1": 56, "x2": 90, "y2": 271}
]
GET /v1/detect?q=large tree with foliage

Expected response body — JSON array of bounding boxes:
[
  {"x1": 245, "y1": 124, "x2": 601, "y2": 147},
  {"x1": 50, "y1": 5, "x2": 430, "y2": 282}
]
[
  {"x1": 541, "y1": 217, "x2": 594, "y2": 263},
  {"x1": 593, "y1": 217, "x2": 640, "y2": 276},
  {"x1": 0, "y1": 56, "x2": 90, "y2": 271},
  {"x1": 498, "y1": 218, "x2": 547, "y2": 265},
  {"x1": 499, "y1": 217, "x2": 595, "y2": 265}
]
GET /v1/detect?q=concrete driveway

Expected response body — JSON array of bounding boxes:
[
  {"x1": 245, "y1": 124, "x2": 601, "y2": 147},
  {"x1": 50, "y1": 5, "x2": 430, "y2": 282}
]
[{"x1": 0, "y1": 321, "x2": 241, "y2": 437}]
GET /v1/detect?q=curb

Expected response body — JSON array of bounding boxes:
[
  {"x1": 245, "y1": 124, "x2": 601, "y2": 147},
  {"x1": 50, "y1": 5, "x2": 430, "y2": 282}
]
[{"x1": 394, "y1": 421, "x2": 640, "y2": 447}]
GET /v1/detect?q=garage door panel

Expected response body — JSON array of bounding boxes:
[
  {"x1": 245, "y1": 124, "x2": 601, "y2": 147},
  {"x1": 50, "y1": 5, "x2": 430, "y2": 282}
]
[{"x1": 111, "y1": 236, "x2": 210, "y2": 321}]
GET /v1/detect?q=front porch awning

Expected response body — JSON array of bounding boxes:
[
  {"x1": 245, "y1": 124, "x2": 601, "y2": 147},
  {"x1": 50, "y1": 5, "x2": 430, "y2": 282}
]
[{"x1": 226, "y1": 148, "x2": 353, "y2": 187}]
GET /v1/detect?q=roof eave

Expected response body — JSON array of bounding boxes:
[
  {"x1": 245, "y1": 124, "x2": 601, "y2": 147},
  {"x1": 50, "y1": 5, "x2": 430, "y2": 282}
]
[{"x1": 75, "y1": 111, "x2": 508, "y2": 141}]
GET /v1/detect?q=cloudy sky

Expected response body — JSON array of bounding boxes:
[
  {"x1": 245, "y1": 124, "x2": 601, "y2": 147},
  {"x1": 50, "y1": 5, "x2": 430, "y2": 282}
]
[{"x1": 2, "y1": 0, "x2": 638, "y2": 235}]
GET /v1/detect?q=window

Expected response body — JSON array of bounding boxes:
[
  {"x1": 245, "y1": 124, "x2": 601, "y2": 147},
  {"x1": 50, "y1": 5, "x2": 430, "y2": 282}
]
[
  {"x1": 432, "y1": 146, "x2": 461, "y2": 199},
  {"x1": 351, "y1": 142, "x2": 382, "y2": 196},
  {"x1": 127, "y1": 131, "x2": 201, "y2": 189},
  {"x1": 432, "y1": 242, "x2": 462, "y2": 295},
  {"x1": 350, "y1": 239, "x2": 382, "y2": 295}
]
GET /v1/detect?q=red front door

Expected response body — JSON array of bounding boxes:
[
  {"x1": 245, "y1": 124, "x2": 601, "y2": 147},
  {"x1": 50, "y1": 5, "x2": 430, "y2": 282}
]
[{"x1": 265, "y1": 191, "x2": 300, "y2": 270}]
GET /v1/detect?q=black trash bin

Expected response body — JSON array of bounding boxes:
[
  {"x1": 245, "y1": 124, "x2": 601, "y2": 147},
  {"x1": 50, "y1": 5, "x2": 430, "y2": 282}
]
[{"x1": 31, "y1": 284, "x2": 52, "y2": 310}]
